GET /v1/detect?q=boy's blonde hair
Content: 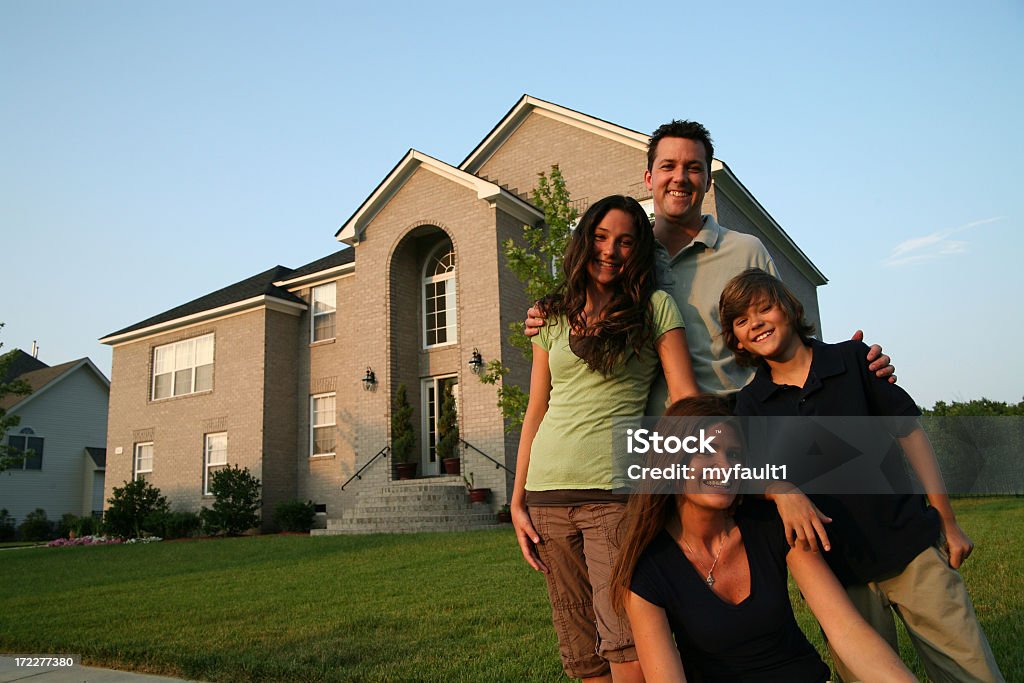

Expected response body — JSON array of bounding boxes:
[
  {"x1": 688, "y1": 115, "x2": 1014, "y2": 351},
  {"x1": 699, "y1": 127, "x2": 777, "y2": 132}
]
[{"x1": 719, "y1": 268, "x2": 816, "y2": 367}]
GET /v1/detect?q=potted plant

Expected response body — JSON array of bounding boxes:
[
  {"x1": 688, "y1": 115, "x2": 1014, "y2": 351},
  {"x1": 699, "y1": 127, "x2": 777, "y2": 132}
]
[
  {"x1": 391, "y1": 384, "x2": 418, "y2": 480},
  {"x1": 497, "y1": 503, "x2": 512, "y2": 524},
  {"x1": 436, "y1": 383, "x2": 461, "y2": 476},
  {"x1": 463, "y1": 473, "x2": 491, "y2": 504}
]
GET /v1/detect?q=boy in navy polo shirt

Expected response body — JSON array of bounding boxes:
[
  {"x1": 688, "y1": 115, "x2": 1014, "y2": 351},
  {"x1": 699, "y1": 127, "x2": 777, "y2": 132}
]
[{"x1": 720, "y1": 268, "x2": 1003, "y2": 683}]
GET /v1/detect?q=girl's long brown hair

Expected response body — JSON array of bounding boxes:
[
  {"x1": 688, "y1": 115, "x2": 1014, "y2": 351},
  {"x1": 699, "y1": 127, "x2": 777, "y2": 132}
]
[
  {"x1": 610, "y1": 394, "x2": 735, "y2": 614},
  {"x1": 546, "y1": 195, "x2": 657, "y2": 375}
]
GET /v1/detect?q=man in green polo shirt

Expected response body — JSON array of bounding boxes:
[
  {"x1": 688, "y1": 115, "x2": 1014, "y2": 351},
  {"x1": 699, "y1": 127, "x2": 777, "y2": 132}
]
[{"x1": 525, "y1": 119, "x2": 893, "y2": 402}]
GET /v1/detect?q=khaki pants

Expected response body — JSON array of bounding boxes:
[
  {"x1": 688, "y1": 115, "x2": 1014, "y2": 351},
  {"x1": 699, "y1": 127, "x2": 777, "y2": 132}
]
[
  {"x1": 531, "y1": 503, "x2": 637, "y2": 679},
  {"x1": 829, "y1": 545, "x2": 1004, "y2": 683}
]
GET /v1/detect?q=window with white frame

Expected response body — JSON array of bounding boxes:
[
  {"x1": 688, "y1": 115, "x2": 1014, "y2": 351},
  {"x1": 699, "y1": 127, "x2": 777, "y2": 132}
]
[
  {"x1": 203, "y1": 432, "x2": 227, "y2": 495},
  {"x1": 152, "y1": 334, "x2": 214, "y2": 400},
  {"x1": 423, "y1": 244, "x2": 457, "y2": 347},
  {"x1": 310, "y1": 393, "x2": 336, "y2": 456},
  {"x1": 6, "y1": 427, "x2": 43, "y2": 470},
  {"x1": 311, "y1": 282, "x2": 336, "y2": 342},
  {"x1": 134, "y1": 442, "x2": 153, "y2": 480}
]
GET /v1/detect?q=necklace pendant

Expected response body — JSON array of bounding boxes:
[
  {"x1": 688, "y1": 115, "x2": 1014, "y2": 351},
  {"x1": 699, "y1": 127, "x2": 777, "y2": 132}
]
[{"x1": 705, "y1": 574, "x2": 715, "y2": 587}]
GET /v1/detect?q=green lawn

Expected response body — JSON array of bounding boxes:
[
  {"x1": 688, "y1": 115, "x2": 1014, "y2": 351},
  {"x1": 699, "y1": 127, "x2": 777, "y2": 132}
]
[{"x1": 1, "y1": 498, "x2": 1020, "y2": 682}]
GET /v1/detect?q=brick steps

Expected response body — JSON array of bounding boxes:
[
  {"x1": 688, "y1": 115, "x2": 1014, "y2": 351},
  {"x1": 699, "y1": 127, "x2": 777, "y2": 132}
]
[{"x1": 312, "y1": 476, "x2": 501, "y2": 535}]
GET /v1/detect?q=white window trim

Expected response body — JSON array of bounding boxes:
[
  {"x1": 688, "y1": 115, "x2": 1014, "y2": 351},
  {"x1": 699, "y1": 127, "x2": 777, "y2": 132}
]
[
  {"x1": 311, "y1": 282, "x2": 337, "y2": 343},
  {"x1": 203, "y1": 432, "x2": 228, "y2": 495},
  {"x1": 134, "y1": 442, "x2": 153, "y2": 481},
  {"x1": 420, "y1": 375, "x2": 459, "y2": 474},
  {"x1": 422, "y1": 242, "x2": 457, "y2": 349},
  {"x1": 151, "y1": 333, "x2": 215, "y2": 401},
  {"x1": 310, "y1": 393, "x2": 337, "y2": 457}
]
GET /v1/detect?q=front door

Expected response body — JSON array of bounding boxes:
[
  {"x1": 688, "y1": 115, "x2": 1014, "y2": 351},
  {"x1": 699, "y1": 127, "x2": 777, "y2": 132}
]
[{"x1": 421, "y1": 375, "x2": 458, "y2": 476}]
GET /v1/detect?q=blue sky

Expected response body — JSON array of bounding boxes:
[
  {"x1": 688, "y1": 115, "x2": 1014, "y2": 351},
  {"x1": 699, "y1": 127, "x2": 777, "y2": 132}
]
[{"x1": 3, "y1": 1, "x2": 1022, "y2": 407}]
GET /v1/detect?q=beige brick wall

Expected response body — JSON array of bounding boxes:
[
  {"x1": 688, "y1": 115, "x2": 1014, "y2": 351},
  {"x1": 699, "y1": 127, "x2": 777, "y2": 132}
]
[
  {"x1": 476, "y1": 113, "x2": 650, "y2": 209},
  {"x1": 105, "y1": 308, "x2": 294, "y2": 524},
  {"x1": 260, "y1": 309, "x2": 300, "y2": 522}
]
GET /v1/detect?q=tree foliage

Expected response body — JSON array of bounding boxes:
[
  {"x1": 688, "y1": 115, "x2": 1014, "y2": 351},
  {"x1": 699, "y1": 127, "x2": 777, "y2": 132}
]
[
  {"x1": 479, "y1": 166, "x2": 578, "y2": 432},
  {"x1": 391, "y1": 384, "x2": 416, "y2": 464},
  {"x1": 200, "y1": 465, "x2": 262, "y2": 536},
  {"x1": 0, "y1": 324, "x2": 34, "y2": 472},
  {"x1": 436, "y1": 383, "x2": 459, "y2": 461},
  {"x1": 923, "y1": 397, "x2": 1024, "y2": 416},
  {"x1": 104, "y1": 478, "x2": 170, "y2": 539}
]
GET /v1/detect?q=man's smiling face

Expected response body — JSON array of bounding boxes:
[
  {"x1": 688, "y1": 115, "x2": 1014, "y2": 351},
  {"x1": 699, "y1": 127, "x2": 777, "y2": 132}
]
[{"x1": 644, "y1": 137, "x2": 711, "y2": 230}]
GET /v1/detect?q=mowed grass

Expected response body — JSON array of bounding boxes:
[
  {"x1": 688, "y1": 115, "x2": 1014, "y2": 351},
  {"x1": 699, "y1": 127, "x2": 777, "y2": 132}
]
[{"x1": 1, "y1": 498, "x2": 1021, "y2": 682}]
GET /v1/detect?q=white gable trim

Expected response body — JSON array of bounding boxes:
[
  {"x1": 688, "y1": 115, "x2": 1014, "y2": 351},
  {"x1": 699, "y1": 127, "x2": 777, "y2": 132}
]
[
  {"x1": 8, "y1": 359, "x2": 110, "y2": 413},
  {"x1": 99, "y1": 295, "x2": 308, "y2": 347},
  {"x1": 460, "y1": 95, "x2": 648, "y2": 174},
  {"x1": 711, "y1": 160, "x2": 827, "y2": 286},
  {"x1": 275, "y1": 262, "x2": 356, "y2": 289},
  {"x1": 335, "y1": 149, "x2": 542, "y2": 246}
]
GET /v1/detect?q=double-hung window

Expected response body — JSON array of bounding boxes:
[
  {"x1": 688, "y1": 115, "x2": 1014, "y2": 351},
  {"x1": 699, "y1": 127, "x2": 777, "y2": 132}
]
[
  {"x1": 423, "y1": 245, "x2": 457, "y2": 347},
  {"x1": 134, "y1": 442, "x2": 153, "y2": 480},
  {"x1": 152, "y1": 334, "x2": 214, "y2": 400},
  {"x1": 310, "y1": 393, "x2": 336, "y2": 456},
  {"x1": 6, "y1": 428, "x2": 43, "y2": 470},
  {"x1": 203, "y1": 432, "x2": 228, "y2": 495},
  {"x1": 311, "y1": 282, "x2": 336, "y2": 342}
]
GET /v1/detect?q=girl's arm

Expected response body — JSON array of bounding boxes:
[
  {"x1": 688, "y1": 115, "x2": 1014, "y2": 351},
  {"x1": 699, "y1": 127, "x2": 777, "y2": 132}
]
[
  {"x1": 788, "y1": 546, "x2": 915, "y2": 682},
  {"x1": 625, "y1": 592, "x2": 689, "y2": 683},
  {"x1": 511, "y1": 346, "x2": 552, "y2": 573},
  {"x1": 655, "y1": 328, "x2": 699, "y2": 403},
  {"x1": 899, "y1": 426, "x2": 973, "y2": 568}
]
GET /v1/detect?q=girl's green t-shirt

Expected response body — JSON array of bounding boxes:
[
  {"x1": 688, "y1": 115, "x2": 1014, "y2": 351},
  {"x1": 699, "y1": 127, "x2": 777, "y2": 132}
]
[{"x1": 526, "y1": 289, "x2": 684, "y2": 491}]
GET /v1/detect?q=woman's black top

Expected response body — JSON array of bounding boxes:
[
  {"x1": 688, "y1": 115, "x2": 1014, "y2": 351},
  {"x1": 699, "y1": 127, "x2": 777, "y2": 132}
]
[{"x1": 630, "y1": 502, "x2": 830, "y2": 683}]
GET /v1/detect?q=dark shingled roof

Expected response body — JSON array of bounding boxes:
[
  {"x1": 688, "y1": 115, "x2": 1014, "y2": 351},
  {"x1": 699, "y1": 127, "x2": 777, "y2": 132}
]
[
  {"x1": 103, "y1": 248, "x2": 355, "y2": 340},
  {"x1": 284, "y1": 248, "x2": 354, "y2": 281},
  {"x1": 0, "y1": 358, "x2": 85, "y2": 411},
  {"x1": 86, "y1": 447, "x2": 106, "y2": 468},
  {"x1": 1, "y1": 349, "x2": 49, "y2": 383},
  {"x1": 104, "y1": 266, "x2": 306, "y2": 338}
]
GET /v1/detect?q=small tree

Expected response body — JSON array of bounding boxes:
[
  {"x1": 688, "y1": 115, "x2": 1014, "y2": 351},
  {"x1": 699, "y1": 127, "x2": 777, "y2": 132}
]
[
  {"x1": 200, "y1": 465, "x2": 262, "y2": 535},
  {"x1": 479, "y1": 166, "x2": 578, "y2": 431},
  {"x1": 104, "y1": 478, "x2": 170, "y2": 538},
  {"x1": 0, "y1": 324, "x2": 34, "y2": 472},
  {"x1": 435, "y1": 383, "x2": 459, "y2": 462},
  {"x1": 391, "y1": 384, "x2": 416, "y2": 464}
]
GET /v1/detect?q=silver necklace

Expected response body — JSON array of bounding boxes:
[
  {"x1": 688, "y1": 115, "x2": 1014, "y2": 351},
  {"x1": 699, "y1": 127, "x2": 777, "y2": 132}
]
[{"x1": 681, "y1": 529, "x2": 728, "y2": 587}]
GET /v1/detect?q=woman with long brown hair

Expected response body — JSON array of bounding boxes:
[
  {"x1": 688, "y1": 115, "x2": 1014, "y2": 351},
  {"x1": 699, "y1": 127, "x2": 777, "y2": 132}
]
[
  {"x1": 610, "y1": 395, "x2": 916, "y2": 682},
  {"x1": 512, "y1": 195, "x2": 699, "y2": 682}
]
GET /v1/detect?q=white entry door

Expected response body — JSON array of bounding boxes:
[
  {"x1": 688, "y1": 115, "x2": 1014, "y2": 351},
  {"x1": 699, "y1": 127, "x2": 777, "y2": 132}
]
[{"x1": 421, "y1": 375, "x2": 458, "y2": 476}]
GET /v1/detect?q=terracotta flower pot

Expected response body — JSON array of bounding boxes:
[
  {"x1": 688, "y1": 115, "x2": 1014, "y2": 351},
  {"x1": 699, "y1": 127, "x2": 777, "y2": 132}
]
[
  {"x1": 395, "y1": 462, "x2": 418, "y2": 480},
  {"x1": 442, "y1": 457, "x2": 461, "y2": 476},
  {"x1": 469, "y1": 488, "x2": 490, "y2": 504}
]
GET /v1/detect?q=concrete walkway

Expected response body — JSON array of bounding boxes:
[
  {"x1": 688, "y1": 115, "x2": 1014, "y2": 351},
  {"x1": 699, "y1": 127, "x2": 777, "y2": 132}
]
[{"x1": 0, "y1": 657, "x2": 201, "y2": 683}]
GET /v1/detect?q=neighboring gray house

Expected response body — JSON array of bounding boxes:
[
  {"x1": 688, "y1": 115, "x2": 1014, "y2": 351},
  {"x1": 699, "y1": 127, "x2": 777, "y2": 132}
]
[{"x1": 1, "y1": 350, "x2": 109, "y2": 523}]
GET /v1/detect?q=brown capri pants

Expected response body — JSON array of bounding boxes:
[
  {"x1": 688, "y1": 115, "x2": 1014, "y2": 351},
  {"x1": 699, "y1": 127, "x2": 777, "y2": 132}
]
[
  {"x1": 829, "y1": 543, "x2": 1004, "y2": 683},
  {"x1": 530, "y1": 503, "x2": 637, "y2": 679}
]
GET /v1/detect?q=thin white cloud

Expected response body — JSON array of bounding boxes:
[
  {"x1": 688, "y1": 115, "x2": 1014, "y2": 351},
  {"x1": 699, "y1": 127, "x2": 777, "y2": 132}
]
[{"x1": 883, "y1": 217, "x2": 1003, "y2": 267}]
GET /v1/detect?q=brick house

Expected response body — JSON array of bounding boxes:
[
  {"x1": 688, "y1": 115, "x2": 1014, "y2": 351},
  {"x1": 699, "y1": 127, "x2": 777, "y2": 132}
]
[{"x1": 100, "y1": 95, "x2": 825, "y2": 532}]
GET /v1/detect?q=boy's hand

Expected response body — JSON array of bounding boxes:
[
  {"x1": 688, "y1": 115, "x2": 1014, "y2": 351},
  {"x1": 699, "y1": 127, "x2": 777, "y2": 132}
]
[
  {"x1": 852, "y1": 330, "x2": 896, "y2": 383},
  {"x1": 524, "y1": 304, "x2": 548, "y2": 338},
  {"x1": 766, "y1": 482, "x2": 832, "y2": 552},
  {"x1": 942, "y1": 520, "x2": 975, "y2": 569}
]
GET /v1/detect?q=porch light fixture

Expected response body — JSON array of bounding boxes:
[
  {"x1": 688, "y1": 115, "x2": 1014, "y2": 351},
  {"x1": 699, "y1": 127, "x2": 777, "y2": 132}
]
[
  {"x1": 469, "y1": 349, "x2": 484, "y2": 374},
  {"x1": 362, "y1": 367, "x2": 377, "y2": 391}
]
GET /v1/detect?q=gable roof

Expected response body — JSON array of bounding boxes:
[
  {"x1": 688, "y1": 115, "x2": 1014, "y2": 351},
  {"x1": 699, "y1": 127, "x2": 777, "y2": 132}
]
[
  {"x1": 274, "y1": 247, "x2": 355, "y2": 289},
  {"x1": 86, "y1": 447, "x2": 106, "y2": 468},
  {"x1": 1, "y1": 357, "x2": 109, "y2": 412},
  {"x1": 460, "y1": 94, "x2": 649, "y2": 174},
  {"x1": 1, "y1": 349, "x2": 48, "y2": 383},
  {"x1": 336, "y1": 149, "x2": 543, "y2": 246}
]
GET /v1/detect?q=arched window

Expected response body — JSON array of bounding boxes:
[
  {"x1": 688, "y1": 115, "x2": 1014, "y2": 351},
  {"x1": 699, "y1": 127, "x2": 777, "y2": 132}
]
[{"x1": 423, "y1": 243, "x2": 457, "y2": 347}]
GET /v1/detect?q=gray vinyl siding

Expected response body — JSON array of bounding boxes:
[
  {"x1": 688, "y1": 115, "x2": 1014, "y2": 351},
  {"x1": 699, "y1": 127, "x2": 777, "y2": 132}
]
[{"x1": 0, "y1": 366, "x2": 109, "y2": 524}]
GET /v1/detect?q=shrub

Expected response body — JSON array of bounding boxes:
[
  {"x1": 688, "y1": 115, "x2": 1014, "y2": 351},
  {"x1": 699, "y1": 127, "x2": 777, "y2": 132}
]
[
  {"x1": 200, "y1": 465, "x2": 261, "y2": 536},
  {"x1": 274, "y1": 499, "x2": 316, "y2": 533},
  {"x1": 146, "y1": 510, "x2": 201, "y2": 539},
  {"x1": 19, "y1": 508, "x2": 53, "y2": 542},
  {"x1": 104, "y1": 479, "x2": 170, "y2": 539},
  {"x1": 391, "y1": 384, "x2": 416, "y2": 464},
  {"x1": 0, "y1": 508, "x2": 16, "y2": 542},
  {"x1": 76, "y1": 515, "x2": 98, "y2": 537}
]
